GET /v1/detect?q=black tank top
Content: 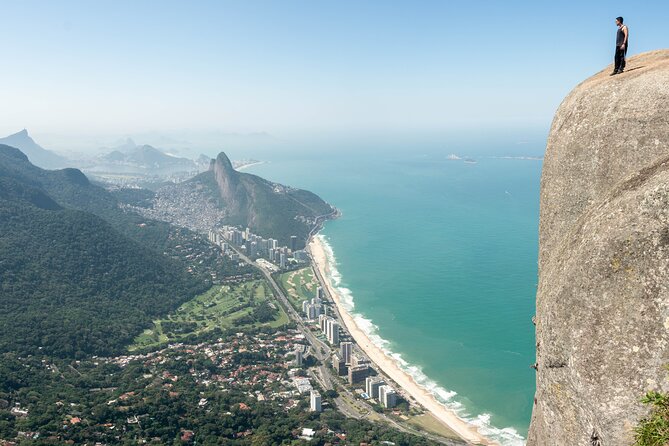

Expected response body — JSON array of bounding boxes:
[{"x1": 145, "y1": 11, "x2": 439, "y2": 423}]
[{"x1": 617, "y1": 26, "x2": 627, "y2": 46}]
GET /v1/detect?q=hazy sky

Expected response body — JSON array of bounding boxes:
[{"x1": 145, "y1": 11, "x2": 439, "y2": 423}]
[{"x1": 2, "y1": 1, "x2": 668, "y2": 149}]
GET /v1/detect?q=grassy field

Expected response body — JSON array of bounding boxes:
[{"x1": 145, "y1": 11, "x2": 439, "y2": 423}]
[
  {"x1": 278, "y1": 266, "x2": 319, "y2": 310},
  {"x1": 130, "y1": 279, "x2": 289, "y2": 351}
]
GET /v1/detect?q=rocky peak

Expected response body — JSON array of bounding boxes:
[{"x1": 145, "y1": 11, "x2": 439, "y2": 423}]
[{"x1": 209, "y1": 151, "x2": 245, "y2": 214}]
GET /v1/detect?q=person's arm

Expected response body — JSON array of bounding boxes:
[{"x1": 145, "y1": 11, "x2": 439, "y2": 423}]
[{"x1": 622, "y1": 26, "x2": 628, "y2": 48}]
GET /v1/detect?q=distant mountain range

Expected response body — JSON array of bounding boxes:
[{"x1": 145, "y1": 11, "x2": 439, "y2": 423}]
[
  {"x1": 91, "y1": 138, "x2": 199, "y2": 174},
  {"x1": 0, "y1": 131, "x2": 221, "y2": 185},
  {"x1": 0, "y1": 129, "x2": 69, "y2": 169}
]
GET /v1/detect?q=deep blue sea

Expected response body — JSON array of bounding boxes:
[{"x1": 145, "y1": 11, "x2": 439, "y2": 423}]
[{"x1": 245, "y1": 147, "x2": 541, "y2": 445}]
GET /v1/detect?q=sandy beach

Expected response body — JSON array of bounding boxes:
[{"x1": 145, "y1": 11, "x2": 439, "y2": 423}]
[{"x1": 308, "y1": 235, "x2": 497, "y2": 446}]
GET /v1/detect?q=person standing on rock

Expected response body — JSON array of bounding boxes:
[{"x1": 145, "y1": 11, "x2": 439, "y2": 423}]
[{"x1": 612, "y1": 16, "x2": 629, "y2": 75}]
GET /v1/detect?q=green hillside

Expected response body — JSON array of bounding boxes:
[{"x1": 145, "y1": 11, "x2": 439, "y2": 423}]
[
  {"x1": 0, "y1": 145, "x2": 207, "y2": 358},
  {"x1": 191, "y1": 152, "x2": 335, "y2": 247}
]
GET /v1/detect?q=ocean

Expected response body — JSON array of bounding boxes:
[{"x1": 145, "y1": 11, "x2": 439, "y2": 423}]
[{"x1": 244, "y1": 147, "x2": 541, "y2": 445}]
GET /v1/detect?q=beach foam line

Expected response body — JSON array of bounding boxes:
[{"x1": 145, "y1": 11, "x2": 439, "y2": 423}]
[{"x1": 311, "y1": 234, "x2": 526, "y2": 446}]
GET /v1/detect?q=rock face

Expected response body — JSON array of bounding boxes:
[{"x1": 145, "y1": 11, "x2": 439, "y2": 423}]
[
  {"x1": 528, "y1": 50, "x2": 669, "y2": 445},
  {"x1": 210, "y1": 152, "x2": 247, "y2": 217}
]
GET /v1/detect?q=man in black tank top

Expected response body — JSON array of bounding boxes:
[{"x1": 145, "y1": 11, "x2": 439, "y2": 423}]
[{"x1": 612, "y1": 16, "x2": 629, "y2": 75}]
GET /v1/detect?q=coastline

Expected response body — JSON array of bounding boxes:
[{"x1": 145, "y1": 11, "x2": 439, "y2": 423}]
[
  {"x1": 308, "y1": 235, "x2": 498, "y2": 446},
  {"x1": 236, "y1": 161, "x2": 265, "y2": 171}
]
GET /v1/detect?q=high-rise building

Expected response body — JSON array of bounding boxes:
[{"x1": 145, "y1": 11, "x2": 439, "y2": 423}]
[
  {"x1": 302, "y1": 300, "x2": 310, "y2": 316},
  {"x1": 290, "y1": 235, "x2": 297, "y2": 252},
  {"x1": 310, "y1": 390, "x2": 322, "y2": 412},
  {"x1": 340, "y1": 342, "x2": 353, "y2": 365},
  {"x1": 329, "y1": 321, "x2": 339, "y2": 345},
  {"x1": 317, "y1": 287, "x2": 325, "y2": 300},
  {"x1": 307, "y1": 304, "x2": 319, "y2": 320},
  {"x1": 332, "y1": 353, "x2": 347, "y2": 376},
  {"x1": 295, "y1": 350, "x2": 303, "y2": 367},
  {"x1": 319, "y1": 314, "x2": 327, "y2": 332},
  {"x1": 365, "y1": 377, "x2": 386, "y2": 400},
  {"x1": 351, "y1": 353, "x2": 371, "y2": 368},
  {"x1": 280, "y1": 253, "x2": 286, "y2": 269},
  {"x1": 293, "y1": 250, "x2": 308, "y2": 261},
  {"x1": 325, "y1": 318, "x2": 339, "y2": 345},
  {"x1": 378, "y1": 385, "x2": 397, "y2": 408},
  {"x1": 348, "y1": 365, "x2": 370, "y2": 384}
]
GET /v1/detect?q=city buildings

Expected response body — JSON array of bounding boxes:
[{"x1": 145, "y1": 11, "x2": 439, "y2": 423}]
[
  {"x1": 351, "y1": 352, "x2": 371, "y2": 368},
  {"x1": 348, "y1": 364, "x2": 370, "y2": 384},
  {"x1": 340, "y1": 342, "x2": 353, "y2": 365},
  {"x1": 378, "y1": 385, "x2": 398, "y2": 408},
  {"x1": 332, "y1": 353, "x2": 347, "y2": 376},
  {"x1": 326, "y1": 318, "x2": 339, "y2": 345},
  {"x1": 365, "y1": 377, "x2": 386, "y2": 400},
  {"x1": 212, "y1": 225, "x2": 301, "y2": 270}
]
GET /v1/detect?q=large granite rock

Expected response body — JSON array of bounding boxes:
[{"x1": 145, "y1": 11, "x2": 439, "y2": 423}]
[{"x1": 528, "y1": 50, "x2": 669, "y2": 445}]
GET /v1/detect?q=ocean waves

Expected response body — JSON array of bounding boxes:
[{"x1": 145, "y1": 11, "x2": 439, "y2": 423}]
[{"x1": 317, "y1": 233, "x2": 527, "y2": 446}]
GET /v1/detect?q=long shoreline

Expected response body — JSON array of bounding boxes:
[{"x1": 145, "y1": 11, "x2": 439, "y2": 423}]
[{"x1": 308, "y1": 235, "x2": 498, "y2": 446}]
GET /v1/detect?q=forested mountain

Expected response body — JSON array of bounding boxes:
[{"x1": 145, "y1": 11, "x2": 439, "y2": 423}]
[
  {"x1": 0, "y1": 144, "x2": 178, "y2": 251},
  {"x1": 0, "y1": 144, "x2": 206, "y2": 358}
]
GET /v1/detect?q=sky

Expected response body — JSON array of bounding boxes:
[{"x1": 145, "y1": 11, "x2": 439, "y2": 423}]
[{"x1": 1, "y1": 1, "x2": 668, "y2": 152}]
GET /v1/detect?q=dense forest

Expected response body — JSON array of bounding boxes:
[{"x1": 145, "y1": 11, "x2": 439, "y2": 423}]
[{"x1": 0, "y1": 181, "x2": 205, "y2": 358}]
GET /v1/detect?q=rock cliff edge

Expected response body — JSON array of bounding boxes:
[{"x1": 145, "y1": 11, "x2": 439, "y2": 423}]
[{"x1": 528, "y1": 50, "x2": 669, "y2": 445}]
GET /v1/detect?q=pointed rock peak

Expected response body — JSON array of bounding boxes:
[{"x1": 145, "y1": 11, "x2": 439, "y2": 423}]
[
  {"x1": 214, "y1": 152, "x2": 235, "y2": 173},
  {"x1": 7, "y1": 129, "x2": 32, "y2": 140}
]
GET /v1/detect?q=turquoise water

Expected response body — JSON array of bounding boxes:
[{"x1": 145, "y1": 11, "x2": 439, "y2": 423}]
[{"x1": 245, "y1": 149, "x2": 540, "y2": 444}]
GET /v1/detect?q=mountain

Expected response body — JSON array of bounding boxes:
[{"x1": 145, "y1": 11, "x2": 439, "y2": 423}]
[
  {"x1": 528, "y1": 50, "x2": 669, "y2": 445},
  {"x1": 0, "y1": 129, "x2": 69, "y2": 169},
  {"x1": 0, "y1": 144, "x2": 205, "y2": 358},
  {"x1": 91, "y1": 142, "x2": 197, "y2": 174},
  {"x1": 135, "y1": 152, "x2": 336, "y2": 247},
  {"x1": 196, "y1": 153, "x2": 212, "y2": 171},
  {"x1": 200, "y1": 152, "x2": 335, "y2": 247}
]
